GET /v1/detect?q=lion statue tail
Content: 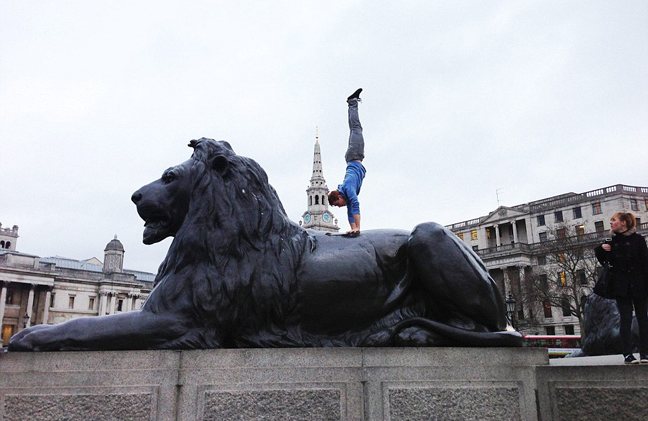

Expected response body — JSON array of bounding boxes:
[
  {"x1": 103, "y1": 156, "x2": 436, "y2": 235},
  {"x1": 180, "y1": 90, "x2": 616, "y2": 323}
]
[{"x1": 389, "y1": 317, "x2": 523, "y2": 347}]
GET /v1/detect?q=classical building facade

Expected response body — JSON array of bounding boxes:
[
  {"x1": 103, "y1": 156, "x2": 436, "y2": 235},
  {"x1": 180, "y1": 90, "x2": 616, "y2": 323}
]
[
  {"x1": 446, "y1": 184, "x2": 648, "y2": 337},
  {"x1": 0, "y1": 225, "x2": 154, "y2": 346},
  {"x1": 300, "y1": 132, "x2": 340, "y2": 232}
]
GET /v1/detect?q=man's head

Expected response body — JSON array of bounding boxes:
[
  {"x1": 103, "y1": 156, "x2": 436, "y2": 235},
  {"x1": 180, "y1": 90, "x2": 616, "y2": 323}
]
[{"x1": 328, "y1": 190, "x2": 346, "y2": 207}]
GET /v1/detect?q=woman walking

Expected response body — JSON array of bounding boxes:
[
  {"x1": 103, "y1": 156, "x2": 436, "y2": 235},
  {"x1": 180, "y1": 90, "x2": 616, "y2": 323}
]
[{"x1": 595, "y1": 212, "x2": 648, "y2": 364}]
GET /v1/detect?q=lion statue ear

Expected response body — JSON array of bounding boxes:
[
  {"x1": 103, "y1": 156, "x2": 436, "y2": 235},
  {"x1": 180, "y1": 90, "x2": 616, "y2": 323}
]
[{"x1": 211, "y1": 155, "x2": 230, "y2": 176}]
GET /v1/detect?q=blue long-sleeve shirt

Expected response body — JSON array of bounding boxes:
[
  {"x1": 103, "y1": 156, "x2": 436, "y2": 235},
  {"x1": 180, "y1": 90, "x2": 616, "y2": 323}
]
[{"x1": 337, "y1": 161, "x2": 366, "y2": 223}]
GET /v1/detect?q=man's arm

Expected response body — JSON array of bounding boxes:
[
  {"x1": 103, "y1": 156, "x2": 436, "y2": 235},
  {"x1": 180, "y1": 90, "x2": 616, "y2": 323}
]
[{"x1": 348, "y1": 214, "x2": 361, "y2": 234}]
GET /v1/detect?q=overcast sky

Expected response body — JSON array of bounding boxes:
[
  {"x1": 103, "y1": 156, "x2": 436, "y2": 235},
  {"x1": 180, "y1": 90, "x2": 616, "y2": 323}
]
[{"x1": 2, "y1": 1, "x2": 647, "y2": 273}]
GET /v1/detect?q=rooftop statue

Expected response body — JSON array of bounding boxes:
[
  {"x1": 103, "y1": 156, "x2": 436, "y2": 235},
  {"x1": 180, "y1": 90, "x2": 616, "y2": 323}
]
[{"x1": 10, "y1": 138, "x2": 522, "y2": 351}]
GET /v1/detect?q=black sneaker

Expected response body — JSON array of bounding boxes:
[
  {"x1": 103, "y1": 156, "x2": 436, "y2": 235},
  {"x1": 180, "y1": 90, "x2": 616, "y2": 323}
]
[
  {"x1": 347, "y1": 88, "x2": 363, "y2": 101},
  {"x1": 640, "y1": 355, "x2": 648, "y2": 364},
  {"x1": 624, "y1": 354, "x2": 639, "y2": 364}
]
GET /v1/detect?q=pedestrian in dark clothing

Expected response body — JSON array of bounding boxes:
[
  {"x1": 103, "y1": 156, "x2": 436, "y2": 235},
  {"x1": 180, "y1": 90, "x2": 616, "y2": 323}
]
[{"x1": 595, "y1": 212, "x2": 648, "y2": 364}]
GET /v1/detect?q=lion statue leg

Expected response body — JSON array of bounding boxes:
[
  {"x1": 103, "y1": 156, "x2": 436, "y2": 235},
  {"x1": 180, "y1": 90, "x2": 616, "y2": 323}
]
[
  {"x1": 8, "y1": 310, "x2": 190, "y2": 351},
  {"x1": 406, "y1": 222, "x2": 519, "y2": 345}
]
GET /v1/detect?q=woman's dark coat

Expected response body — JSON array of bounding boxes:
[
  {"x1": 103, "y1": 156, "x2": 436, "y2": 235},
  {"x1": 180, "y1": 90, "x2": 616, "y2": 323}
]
[{"x1": 595, "y1": 228, "x2": 648, "y2": 299}]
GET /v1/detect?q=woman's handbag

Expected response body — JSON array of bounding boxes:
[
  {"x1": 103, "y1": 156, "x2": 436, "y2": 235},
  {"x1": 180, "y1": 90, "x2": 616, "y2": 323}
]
[{"x1": 593, "y1": 262, "x2": 614, "y2": 299}]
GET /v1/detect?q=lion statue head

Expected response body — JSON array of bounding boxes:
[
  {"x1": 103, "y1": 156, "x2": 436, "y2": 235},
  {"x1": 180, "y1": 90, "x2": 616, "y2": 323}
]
[{"x1": 131, "y1": 138, "x2": 309, "y2": 346}]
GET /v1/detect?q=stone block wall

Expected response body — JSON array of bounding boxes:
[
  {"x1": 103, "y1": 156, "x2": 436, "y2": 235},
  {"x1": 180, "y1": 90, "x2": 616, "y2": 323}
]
[{"x1": 2, "y1": 347, "x2": 646, "y2": 420}]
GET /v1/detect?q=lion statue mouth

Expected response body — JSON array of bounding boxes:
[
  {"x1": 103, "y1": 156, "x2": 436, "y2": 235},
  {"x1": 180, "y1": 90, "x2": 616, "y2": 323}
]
[
  {"x1": 130, "y1": 158, "x2": 192, "y2": 245},
  {"x1": 138, "y1": 205, "x2": 173, "y2": 244}
]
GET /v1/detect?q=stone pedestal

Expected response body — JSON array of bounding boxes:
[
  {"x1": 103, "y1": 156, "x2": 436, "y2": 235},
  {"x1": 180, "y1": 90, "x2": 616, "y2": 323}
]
[{"x1": 1, "y1": 347, "x2": 546, "y2": 420}]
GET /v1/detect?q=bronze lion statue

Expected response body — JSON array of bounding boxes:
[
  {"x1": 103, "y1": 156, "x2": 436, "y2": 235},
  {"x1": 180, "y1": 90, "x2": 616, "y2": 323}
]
[{"x1": 10, "y1": 138, "x2": 521, "y2": 351}]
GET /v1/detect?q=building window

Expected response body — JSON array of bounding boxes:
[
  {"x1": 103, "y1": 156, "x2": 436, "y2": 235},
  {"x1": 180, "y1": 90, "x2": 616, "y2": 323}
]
[
  {"x1": 539, "y1": 274, "x2": 548, "y2": 290},
  {"x1": 472, "y1": 245, "x2": 479, "y2": 252},
  {"x1": 556, "y1": 228, "x2": 566, "y2": 239},
  {"x1": 576, "y1": 224, "x2": 585, "y2": 236},
  {"x1": 539, "y1": 232, "x2": 548, "y2": 242},
  {"x1": 117, "y1": 299, "x2": 124, "y2": 312},
  {"x1": 486, "y1": 227, "x2": 492, "y2": 239},
  {"x1": 49, "y1": 293, "x2": 55, "y2": 308},
  {"x1": 315, "y1": 196, "x2": 319, "y2": 205},
  {"x1": 594, "y1": 221, "x2": 605, "y2": 232},
  {"x1": 573, "y1": 207, "x2": 582, "y2": 219},
  {"x1": 88, "y1": 297, "x2": 95, "y2": 310},
  {"x1": 5, "y1": 290, "x2": 14, "y2": 305},
  {"x1": 68, "y1": 296, "x2": 75, "y2": 309},
  {"x1": 645, "y1": 199, "x2": 648, "y2": 211},
  {"x1": 543, "y1": 301, "x2": 553, "y2": 318},
  {"x1": 592, "y1": 202, "x2": 602, "y2": 215},
  {"x1": 538, "y1": 255, "x2": 547, "y2": 265},
  {"x1": 545, "y1": 326, "x2": 556, "y2": 335},
  {"x1": 559, "y1": 271, "x2": 567, "y2": 287},
  {"x1": 631, "y1": 199, "x2": 639, "y2": 211},
  {"x1": 577, "y1": 269, "x2": 587, "y2": 285},
  {"x1": 456, "y1": 232, "x2": 464, "y2": 241},
  {"x1": 564, "y1": 325, "x2": 575, "y2": 335},
  {"x1": 554, "y1": 211, "x2": 563, "y2": 222},
  {"x1": 537, "y1": 215, "x2": 546, "y2": 226},
  {"x1": 471, "y1": 230, "x2": 478, "y2": 241},
  {"x1": 556, "y1": 252, "x2": 565, "y2": 262},
  {"x1": 561, "y1": 296, "x2": 571, "y2": 317},
  {"x1": 637, "y1": 218, "x2": 642, "y2": 227}
]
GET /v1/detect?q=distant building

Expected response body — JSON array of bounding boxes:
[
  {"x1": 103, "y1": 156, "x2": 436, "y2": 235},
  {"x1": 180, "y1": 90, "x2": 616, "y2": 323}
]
[
  {"x1": 446, "y1": 184, "x2": 648, "y2": 336},
  {"x1": 0, "y1": 226, "x2": 154, "y2": 346},
  {"x1": 300, "y1": 132, "x2": 339, "y2": 232}
]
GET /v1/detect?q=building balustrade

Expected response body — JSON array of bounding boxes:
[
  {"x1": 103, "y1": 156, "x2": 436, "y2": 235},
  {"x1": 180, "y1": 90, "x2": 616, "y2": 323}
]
[
  {"x1": 476, "y1": 222, "x2": 648, "y2": 259},
  {"x1": 448, "y1": 184, "x2": 648, "y2": 231}
]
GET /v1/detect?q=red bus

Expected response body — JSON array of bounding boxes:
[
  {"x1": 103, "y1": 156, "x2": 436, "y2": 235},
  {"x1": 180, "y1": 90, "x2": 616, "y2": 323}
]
[{"x1": 523, "y1": 335, "x2": 581, "y2": 358}]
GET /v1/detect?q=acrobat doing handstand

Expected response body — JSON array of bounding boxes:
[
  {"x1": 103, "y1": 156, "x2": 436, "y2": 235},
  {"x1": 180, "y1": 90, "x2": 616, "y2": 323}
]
[{"x1": 328, "y1": 88, "x2": 366, "y2": 235}]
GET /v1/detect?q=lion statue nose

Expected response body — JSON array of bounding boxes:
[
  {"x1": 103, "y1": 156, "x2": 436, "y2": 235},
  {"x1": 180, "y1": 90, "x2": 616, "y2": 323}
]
[{"x1": 131, "y1": 191, "x2": 142, "y2": 204}]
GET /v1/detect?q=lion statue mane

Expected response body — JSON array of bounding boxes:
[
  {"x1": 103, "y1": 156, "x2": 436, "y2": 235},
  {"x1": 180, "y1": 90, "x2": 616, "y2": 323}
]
[{"x1": 10, "y1": 138, "x2": 521, "y2": 351}]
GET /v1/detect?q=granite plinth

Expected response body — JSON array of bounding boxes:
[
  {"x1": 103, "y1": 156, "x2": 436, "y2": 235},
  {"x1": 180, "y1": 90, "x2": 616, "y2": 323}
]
[{"x1": 3, "y1": 347, "x2": 643, "y2": 420}]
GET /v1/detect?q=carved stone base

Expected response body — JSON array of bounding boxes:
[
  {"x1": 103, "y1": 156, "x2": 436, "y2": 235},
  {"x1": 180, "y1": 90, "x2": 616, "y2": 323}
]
[{"x1": 2, "y1": 348, "x2": 644, "y2": 420}]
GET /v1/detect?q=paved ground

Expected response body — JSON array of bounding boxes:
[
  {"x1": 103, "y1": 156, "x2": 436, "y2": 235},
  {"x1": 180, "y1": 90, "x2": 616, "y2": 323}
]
[{"x1": 551, "y1": 353, "x2": 637, "y2": 366}]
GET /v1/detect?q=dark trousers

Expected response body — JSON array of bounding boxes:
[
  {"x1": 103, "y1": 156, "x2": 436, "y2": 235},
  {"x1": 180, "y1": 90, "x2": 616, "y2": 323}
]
[{"x1": 616, "y1": 294, "x2": 648, "y2": 356}]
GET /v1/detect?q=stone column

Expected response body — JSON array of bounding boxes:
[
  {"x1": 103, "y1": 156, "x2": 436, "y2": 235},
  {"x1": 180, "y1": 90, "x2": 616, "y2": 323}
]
[
  {"x1": 516, "y1": 266, "x2": 526, "y2": 320},
  {"x1": 108, "y1": 293, "x2": 115, "y2": 315},
  {"x1": 494, "y1": 224, "x2": 501, "y2": 247},
  {"x1": 0, "y1": 281, "x2": 8, "y2": 334},
  {"x1": 502, "y1": 267, "x2": 510, "y2": 296},
  {"x1": 99, "y1": 292, "x2": 107, "y2": 315},
  {"x1": 512, "y1": 221, "x2": 518, "y2": 244},
  {"x1": 25, "y1": 284, "x2": 35, "y2": 328},
  {"x1": 125, "y1": 293, "x2": 133, "y2": 312},
  {"x1": 42, "y1": 286, "x2": 52, "y2": 325}
]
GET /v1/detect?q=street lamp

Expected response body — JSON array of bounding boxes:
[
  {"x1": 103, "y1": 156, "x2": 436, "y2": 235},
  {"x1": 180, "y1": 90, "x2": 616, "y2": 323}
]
[{"x1": 505, "y1": 294, "x2": 516, "y2": 329}]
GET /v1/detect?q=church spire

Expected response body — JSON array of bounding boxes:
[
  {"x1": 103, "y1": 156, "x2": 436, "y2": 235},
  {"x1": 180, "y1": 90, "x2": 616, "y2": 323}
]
[
  {"x1": 301, "y1": 129, "x2": 339, "y2": 232},
  {"x1": 311, "y1": 127, "x2": 325, "y2": 185}
]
